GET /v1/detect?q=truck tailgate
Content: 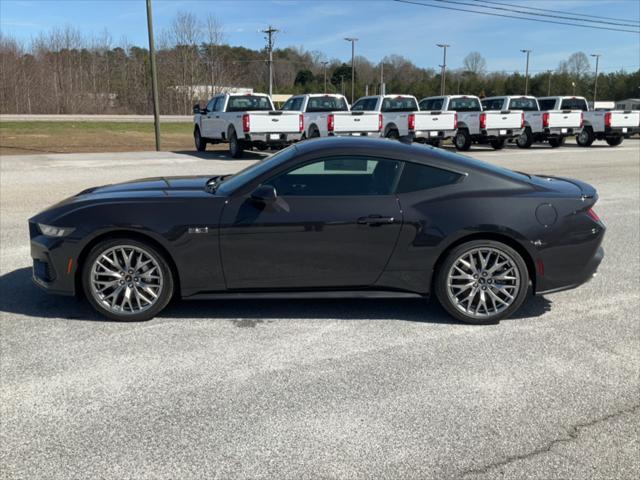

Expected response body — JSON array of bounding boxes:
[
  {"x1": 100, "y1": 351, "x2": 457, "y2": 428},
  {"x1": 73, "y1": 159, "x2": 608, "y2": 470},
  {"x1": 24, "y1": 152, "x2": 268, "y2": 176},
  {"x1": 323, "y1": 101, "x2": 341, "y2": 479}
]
[
  {"x1": 609, "y1": 111, "x2": 640, "y2": 128},
  {"x1": 333, "y1": 112, "x2": 380, "y2": 133},
  {"x1": 484, "y1": 111, "x2": 522, "y2": 129},
  {"x1": 414, "y1": 111, "x2": 456, "y2": 131},
  {"x1": 547, "y1": 111, "x2": 582, "y2": 128},
  {"x1": 248, "y1": 111, "x2": 300, "y2": 133}
]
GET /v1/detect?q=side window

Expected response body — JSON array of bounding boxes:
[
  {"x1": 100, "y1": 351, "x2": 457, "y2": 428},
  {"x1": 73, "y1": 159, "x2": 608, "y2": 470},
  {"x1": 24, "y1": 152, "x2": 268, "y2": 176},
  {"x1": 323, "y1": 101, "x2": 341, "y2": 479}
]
[
  {"x1": 396, "y1": 162, "x2": 462, "y2": 194},
  {"x1": 265, "y1": 156, "x2": 401, "y2": 196},
  {"x1": 282, "y1": 97, "x2": 303, "y2": 111},
  {"x1": 352, "y1": 98, "x2": 376, "y2": 111},
  {"x1": 214, "y1": 97, "x2": 225, "y2": 112},
  {"x1": 206, "y1": 98, "x2": 216, "y2": 112}
]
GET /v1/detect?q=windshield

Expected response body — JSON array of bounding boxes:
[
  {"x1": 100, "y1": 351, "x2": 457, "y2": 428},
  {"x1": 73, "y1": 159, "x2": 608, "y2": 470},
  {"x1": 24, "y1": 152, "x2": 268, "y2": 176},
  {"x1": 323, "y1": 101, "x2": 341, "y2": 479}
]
[
  {"x1": 215, "y1": 145, "x2": 298, "y2": 195},
  {"x1": 226, "y1": 95, "x2": 272, "y2": 112},
  {"x1": 509, "y1": 97, "x2": 538, "y2": 111}
]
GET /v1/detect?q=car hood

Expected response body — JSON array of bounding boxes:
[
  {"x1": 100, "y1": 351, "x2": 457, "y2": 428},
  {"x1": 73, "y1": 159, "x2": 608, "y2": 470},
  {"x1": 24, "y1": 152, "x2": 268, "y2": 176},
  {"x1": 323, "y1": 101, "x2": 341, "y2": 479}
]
[{"x1": 80, "y1": 176, "x2": 212, "y2": 195}]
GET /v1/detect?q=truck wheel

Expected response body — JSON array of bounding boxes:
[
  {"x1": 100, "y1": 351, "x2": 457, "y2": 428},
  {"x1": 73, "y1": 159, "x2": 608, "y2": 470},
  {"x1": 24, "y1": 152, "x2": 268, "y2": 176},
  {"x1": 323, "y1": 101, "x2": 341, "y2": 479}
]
[
  {"x1": 605, "y1": 136, "x2": 623, "y2": 147},
  {"x1": 386, "y1": 129, "x2": 400, "y2": 140},
  {"x1": 548, "y1": 136, "x2": 562, "y2": 148},
  {"x1": 229, "y1": 130, "x2": 244, "y2": 158},
  {"x1": 309, "y1": 127, "x2": 320, "y2": 138},
  {"x1": 516, "y1": 128, "x2": 533, "y2": 148},
  {"x1": 194, "y1": 127, "x2": 207, "y2": 152},
  {"x1": 577, "y1": 127, "x2": 594, "y2": 147},
  {"x1": 428, "y1": 139, "x2": 441, "y2": 148},
  {"x1": 490, "y1": 138, "x2": 506, "y2": 150},
  {"x1": 453, "y1": 130, "x2": 471, "y2": 151}
]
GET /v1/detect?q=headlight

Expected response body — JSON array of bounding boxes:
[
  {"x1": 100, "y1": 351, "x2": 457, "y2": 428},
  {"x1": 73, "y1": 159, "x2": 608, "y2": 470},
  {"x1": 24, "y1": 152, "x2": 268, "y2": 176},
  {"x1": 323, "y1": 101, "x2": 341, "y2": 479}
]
[{"x1": 37, "y1": 223, "x2": 75, "y2": 237}]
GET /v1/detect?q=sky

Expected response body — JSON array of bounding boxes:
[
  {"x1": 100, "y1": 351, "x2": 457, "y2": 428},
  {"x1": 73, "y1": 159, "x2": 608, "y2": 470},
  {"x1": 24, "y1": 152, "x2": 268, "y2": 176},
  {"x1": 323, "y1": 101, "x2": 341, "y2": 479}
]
[{"x1": 1, "y1": 0, "x2": 639, "y2": 74}]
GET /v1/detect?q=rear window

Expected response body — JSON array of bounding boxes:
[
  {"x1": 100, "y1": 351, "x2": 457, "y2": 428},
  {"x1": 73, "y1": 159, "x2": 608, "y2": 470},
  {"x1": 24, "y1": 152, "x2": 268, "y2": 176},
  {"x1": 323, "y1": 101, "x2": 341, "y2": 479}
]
[
  {"x1": 448, "y1": 97, "x2": 481, "y2": 112},
  {"x1": 481, "y1": 99, "x2": 504, "y2": 111},
  {"x1": 537, "y1": 99, "x2": 556, "y2": 110},
  {"x1": 509, "y1": 97, "x2": 539, "y2": 111},
  {"x1": 419, "y1": 98, "x2": 444, "y2": 111},
  {"x1": 306, "y1": 96, "x2": 348, "y2": 112},
  {"x1": 381, "y1": 97, "x2": 418, "y2": 112},
  {"x1": 226, "y1": 95, "x2": 272, "y2": 112},
  {"x1": 396, "y1": 162, "x2": 462, "y2": 193},
  {"x1": 351, "y1": 98, "x2": 378, "y2": 111},
  {"x1": 560, "y1": 98, "x2": 589, "y2": 111}
]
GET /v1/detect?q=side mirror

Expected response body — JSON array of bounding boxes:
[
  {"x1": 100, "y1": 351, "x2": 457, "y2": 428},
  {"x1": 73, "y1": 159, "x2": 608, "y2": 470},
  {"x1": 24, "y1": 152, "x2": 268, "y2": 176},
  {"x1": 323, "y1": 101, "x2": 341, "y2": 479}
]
[
  {"x1": 251, "y1": 185, "x2": 277, "y2": 203},
  {"x1": 193, "y1": 104, "x2": 201, "y2": 114}
]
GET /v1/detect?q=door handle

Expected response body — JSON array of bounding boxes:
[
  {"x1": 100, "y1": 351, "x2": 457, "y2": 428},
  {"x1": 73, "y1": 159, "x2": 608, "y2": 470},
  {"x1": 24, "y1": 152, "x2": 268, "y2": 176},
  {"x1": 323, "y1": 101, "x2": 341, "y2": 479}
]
[{"x1": 357, "y1": 215, "x2": 395, "y2": 226}]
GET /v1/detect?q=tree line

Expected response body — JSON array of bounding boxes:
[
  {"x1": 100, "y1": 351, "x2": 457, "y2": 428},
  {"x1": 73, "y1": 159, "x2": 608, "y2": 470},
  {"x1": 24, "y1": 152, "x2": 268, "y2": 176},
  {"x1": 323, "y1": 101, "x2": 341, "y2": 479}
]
[{"x1": 1, "y1": 12, "x2": 638, "y2": 115}]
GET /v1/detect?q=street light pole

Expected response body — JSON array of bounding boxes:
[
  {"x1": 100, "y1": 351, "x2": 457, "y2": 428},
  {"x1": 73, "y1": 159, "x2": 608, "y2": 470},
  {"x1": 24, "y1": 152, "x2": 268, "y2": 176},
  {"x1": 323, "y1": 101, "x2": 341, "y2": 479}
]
[
  {"x1": 321, "y1": 61, "x2": 329, "y2": 93},
  {"x1": 262, "y1": 26, "x2": 279, "y2": 97},
  {"x1": 437, "y1": 44, "x2": 450, "y2": 95},
  {"x1": 547, "y1": 70, "x2": 552, "y2": 95},
  {"x1": 520, "y1": 49, "x2": 531, "y2": 95},
  {"x1": 145, "y1": 0, "x2": 161, "y2": 151},
  {"x1": 344, "y1": 37, "x2": 358, "y2": 103},
  {"x1": 591, "y1": 54, "x2": 602, "y2": 104}
]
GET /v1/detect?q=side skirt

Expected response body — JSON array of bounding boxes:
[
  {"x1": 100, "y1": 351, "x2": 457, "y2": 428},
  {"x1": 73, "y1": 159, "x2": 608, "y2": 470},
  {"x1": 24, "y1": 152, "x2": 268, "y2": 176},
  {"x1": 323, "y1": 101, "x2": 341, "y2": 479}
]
[{"x1": 183, "y1": 290, "x2": 427, "y2": 301}]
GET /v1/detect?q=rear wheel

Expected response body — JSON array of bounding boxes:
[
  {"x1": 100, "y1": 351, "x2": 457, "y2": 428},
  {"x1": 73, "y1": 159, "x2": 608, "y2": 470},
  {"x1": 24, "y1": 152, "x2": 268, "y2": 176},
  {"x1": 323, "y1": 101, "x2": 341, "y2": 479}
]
[
  {"x1": 194, "y1": 127, "x2": 207, "y2": 151},
  {"x1": 490, "y1": 138, "x2": 506, "y2": 150},
  {"x1": 427, "y1": 139, "x2": 442, "y2": 148},
  {"x1": 309, "y1": 127, "x2": 320, "y2": 138},
  {"x1": 606, "y1": 136, "x2": 623, "y2": 147},
  {"x1": 577, "y1": 127, "x2": 594, "y2": 147},
  {"x1": 516, "y1": 128, "x2": 533, "y2": 148},
  {"x1": 82, "y1": 239, "x2": 174, "y2": 322},
  {"x1": 435, "y1": 240, "x2": 529, "y2": 324},
  {"x1": 386, "y1": 128, "x2": 399, "y2": 140},
  {"x1": 453, "y1": 129, "x2": 471, "y2": 151},
  {"x1": 229, "y1": 130, "x2": 244, "y2": 158},
  {"x1": 548, "y1": 136, "x2": 565, "y2": 148}
]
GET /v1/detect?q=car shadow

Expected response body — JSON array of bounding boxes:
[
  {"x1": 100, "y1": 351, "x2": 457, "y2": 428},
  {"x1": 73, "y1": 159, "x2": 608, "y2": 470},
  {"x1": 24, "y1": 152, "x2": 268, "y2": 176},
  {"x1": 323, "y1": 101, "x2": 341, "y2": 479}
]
[
  {"x1": 172, "y1": 150, "x2": 269, "y2": 161},
  {"x1": 0, "y1": 267, "x2": 552, "y2": 325}
]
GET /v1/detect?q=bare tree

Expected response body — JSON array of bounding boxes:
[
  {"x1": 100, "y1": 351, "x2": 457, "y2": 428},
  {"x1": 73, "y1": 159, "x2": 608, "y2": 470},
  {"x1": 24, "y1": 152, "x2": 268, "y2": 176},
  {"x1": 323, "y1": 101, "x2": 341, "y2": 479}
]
[
  {"x1": 559, "y1": 52, "x2": 591, "y2": 78},
  {"x1": 463, "y1": 52, "x2": 487, "y2": 75}
]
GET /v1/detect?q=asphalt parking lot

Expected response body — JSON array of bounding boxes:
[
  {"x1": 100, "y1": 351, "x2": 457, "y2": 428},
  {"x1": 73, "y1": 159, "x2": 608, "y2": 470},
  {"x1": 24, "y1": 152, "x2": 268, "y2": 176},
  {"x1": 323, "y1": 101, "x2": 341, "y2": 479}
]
[{"x1": 1, "y1": 140, "x2": 639, "y2": 479}]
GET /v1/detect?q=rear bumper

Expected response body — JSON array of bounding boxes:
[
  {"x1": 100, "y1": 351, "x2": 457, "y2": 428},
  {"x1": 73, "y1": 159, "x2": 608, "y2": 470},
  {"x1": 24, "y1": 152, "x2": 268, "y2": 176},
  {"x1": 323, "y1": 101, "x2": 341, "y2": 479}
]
[
  {"x1": 482, "y1": 128, "x2": 523, "y2": 138},
  {"x1": 245, "y1": 132, "x2": 303, "y2": 143},
  {"x1": 413, "y1": 129, "x2": 456, "y2": 140},
  {"x1": 328, "y1": 131, "x2": 380, "y2": 137},
  {"x1": 605, "y1": 126, "x2": 632, "y2": 135},
  {"x1": 545, "y1": 127, "x2": 580, "y2": 136}
]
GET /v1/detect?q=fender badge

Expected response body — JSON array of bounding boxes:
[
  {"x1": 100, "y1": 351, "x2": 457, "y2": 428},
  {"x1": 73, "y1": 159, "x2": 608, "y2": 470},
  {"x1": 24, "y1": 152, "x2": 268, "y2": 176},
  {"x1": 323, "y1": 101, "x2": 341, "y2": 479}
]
[{"x1": 188, "y1": 227, "x2": 209, "y2": 234}]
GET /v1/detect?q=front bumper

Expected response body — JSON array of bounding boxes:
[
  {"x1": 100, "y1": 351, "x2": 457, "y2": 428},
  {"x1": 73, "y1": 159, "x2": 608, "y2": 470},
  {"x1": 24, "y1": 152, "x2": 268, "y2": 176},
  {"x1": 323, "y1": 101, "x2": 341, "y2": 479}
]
[{"x1": 31, "y1": 234, "x2": 77, "y2": 296}]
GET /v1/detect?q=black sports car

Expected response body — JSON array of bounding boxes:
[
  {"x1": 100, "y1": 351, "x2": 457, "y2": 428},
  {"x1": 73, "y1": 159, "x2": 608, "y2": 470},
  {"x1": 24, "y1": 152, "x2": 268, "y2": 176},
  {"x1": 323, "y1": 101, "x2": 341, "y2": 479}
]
[{"x1": 29, "y1": 137, "x2": 605, "y2": 324}]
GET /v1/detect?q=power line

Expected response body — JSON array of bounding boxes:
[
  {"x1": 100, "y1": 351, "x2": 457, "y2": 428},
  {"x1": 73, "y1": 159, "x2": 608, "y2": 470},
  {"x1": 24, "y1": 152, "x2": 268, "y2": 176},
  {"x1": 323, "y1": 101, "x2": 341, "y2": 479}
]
[
  {"x1": 476, "y1": 0, "x2": 640, "y2": 26},
  {"x1": 394, "y1": 0, "x2": 640, "y2": 33}
]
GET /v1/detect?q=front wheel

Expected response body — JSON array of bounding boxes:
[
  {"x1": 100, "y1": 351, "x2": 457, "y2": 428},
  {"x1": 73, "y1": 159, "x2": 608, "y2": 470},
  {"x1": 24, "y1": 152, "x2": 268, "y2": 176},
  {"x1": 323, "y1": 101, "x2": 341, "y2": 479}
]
[
  {"x1": 577, "y1": 128, "x2": 594, "y2": 147},
  {"x1": 490, "y1": 138, "x2": 506, "y2": 150},
  {"x1": 453, "y1": 130, "x2": 471, "y2": 151},
  {"x1": 435, "y1": 240, "x2": 529, "y2": 324},
  {"x1": 606, "y1": 136, "x2": 623, "y2": 147},
  {"x1": 194, "y1": 127, "x2": 207, "y2": 152},
  {"x1": 82, "y1": 239, "x2": 174, "y2": 321},
  {"x1": 229, "y1": 130, "x2": 244, "y2": 158},
  {"x1": 516, "y1": 128, "x2": 533, "y2": 148},
  {"x1": 385, "y1": 129, "x2": 400, "y2": 140}
]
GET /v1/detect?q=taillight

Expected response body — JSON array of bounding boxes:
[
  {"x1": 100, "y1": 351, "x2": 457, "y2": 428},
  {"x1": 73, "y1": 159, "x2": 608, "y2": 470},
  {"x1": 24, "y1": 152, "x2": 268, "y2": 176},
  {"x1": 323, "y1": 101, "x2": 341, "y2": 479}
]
[
  {"x1": 453, "y1": 112, "x2": 458, "y2": 130},
  {"x1": 521, "y1": 112, "x2": 525, "y2": 128},
  {"x1": 479, "y1": 113, "x2": 486, "y2": 130},
  {"x1": 587, "y1": 208, "x2": 600, "y2": 222},
  {"x1": 408, "y1": 113, "x2": 415, "y2": 131},
  {"x1": 242, "y1": 114, "x2": 250, "y2": 133},
  {"x1": 327, "y1": 113, "x2": 334, "y2": 132},
  {"x1": 580, "y1": 112, "x2": 584, "y2": 128},
  {"x1": 604, "y1": 112, "x2": 612, "y2": 128},
  {"x1": 378, "y1": 114, "x2": 383, "y2": 131},
  {"x1": 542, "y1": 112, "x2": 549, "y2": 128},
  {"x1": 298, "y1": 114, "x2": 304, "y2": 133}
]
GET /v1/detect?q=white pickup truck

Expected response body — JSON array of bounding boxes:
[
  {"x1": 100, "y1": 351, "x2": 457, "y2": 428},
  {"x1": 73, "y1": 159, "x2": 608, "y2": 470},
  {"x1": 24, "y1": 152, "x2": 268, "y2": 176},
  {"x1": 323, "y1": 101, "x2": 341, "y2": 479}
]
[
  {"x1": 420, "y1": 95, "x2": 523, "y2": 150},
  {"x1": 351, "y1": 94, "x2": 457, "y2": 146},
  {"x1": 482, "y1": 96, "x2": 582, "y2": 148},
  {"x1": 538, "y1": 96, "x2": 640, "y2": 147},
  {"x1": 193, "y1": 93, "x2": 303, "y2": 158},
  {"x1": 280, "y1": 94, "x2": 381, "y2": 138}
]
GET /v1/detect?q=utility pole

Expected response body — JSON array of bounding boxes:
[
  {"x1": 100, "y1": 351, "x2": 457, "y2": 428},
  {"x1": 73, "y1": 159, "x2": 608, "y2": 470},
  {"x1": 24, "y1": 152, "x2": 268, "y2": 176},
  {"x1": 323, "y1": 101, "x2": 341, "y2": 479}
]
[
  {"x1": 340, "y1": 75, "x2": 345, "y2": 96},
  {"x1": 344, "y1": 38, "x2": 358, "y2": 103},
  {"x1": 547, "y1": 70, "x2": 552, "y2": 95},
  {"x1": 321, "y1": 61, "x2": 329, "y2": 93},
  {"x1": 591, "y1": 54, "x2": 602, "y2": 104},
  {"x1": 437, "y1": 44, "x2": 450, "y2": 95},
  {"x1": 262, "y1": 26, "x2": 278, "y2": 97},
  {"x1": 146, "y1": 0, "x2": 161, "y2": 151},
  {"x1": 521, "y1": 49, "x2": 531, "y2": 95}
]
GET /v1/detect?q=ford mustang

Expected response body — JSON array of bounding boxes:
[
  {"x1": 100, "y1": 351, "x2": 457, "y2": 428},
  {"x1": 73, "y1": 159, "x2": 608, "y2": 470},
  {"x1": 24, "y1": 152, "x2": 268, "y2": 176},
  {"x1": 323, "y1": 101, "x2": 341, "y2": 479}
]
[{"x1": 29, "y1": 137, "x2": 605, "y2": 324}]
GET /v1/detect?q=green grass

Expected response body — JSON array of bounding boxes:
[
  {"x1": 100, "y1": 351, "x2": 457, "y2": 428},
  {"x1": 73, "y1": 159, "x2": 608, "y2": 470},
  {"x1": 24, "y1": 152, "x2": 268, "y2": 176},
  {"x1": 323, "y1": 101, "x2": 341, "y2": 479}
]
[{"x1": 0, "y1": 121, "x2": 192, "y2": 135}]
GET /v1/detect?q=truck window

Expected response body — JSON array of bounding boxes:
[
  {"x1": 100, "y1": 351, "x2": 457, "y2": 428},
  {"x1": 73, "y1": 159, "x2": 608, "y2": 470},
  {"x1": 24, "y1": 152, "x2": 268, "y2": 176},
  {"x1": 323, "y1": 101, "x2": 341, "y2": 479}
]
[
  {"x1": 537, "y1": 99, "x2": 556, "y2": 111},
  {"x1": 206, "y1": 98, "x2": 216, "y2": 112},
  {"x1": 351, "y1": 98, "x2": 378, "y2": 111},
  {"x1": 226, "y1": 95, "x2": 272, "y2": 112},
  {"x1": 381, "y1": 97, "x2": 418, "y2": 112},
  {"x1": 508, "y1": 98, "x2": 538, "y2": 111},
  {"x1": 306, "y1": 96, "x2": 348, "y2": 112},
  {"x1": 449, "y1": 97, "x2": 481, "y2": 112},
  {"x1": 560, "y1": 98, "x2": 589, "y2": 111},
  {"x1": 419, "y1": 98, "x2": 444, "y2": 111},
  {"x1": 481, "y1": 99, "x2": 504, "y2": 111},
  {"x1": 281, "y1": 97, "x2": 304, "y2": 111}
]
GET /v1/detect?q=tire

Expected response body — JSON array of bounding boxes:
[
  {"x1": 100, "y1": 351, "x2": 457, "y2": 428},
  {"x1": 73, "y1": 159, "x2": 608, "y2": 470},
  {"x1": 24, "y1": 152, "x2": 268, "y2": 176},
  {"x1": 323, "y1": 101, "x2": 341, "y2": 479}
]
[
  {"x1": 453, "y1": 129, "x2": 471, "y2": 151},
  {"x1": 194, "y1": 127, "x2": 206, "y2": 152},
  {"x1": 435, "y1": 240, "x2": 529, "y2": 324},
  {"x1": 606, "y1": 136, "x2": 623, "y2": 147},
  {"x1": 82, "y1": 239, "x2": 174, "y2": 322},
  {"x1": 490, "y1": 138, "x2": 506, "y2": 150},
  {"x1": 309, "y1": 128, "x2": 320, "y2": 138},
  {"x1": 577, "y1": 127, "x2": 594, "y2": 147},
  {"x1": 516, "y1": 128, "x2": 533, "y2": 148},
  {"x1": 428, "y1": 139, "x2": 441, "y2": 148},
  {"x1": 229, "y1": 130, "x2": 244, "y2": 158},
  {"x1": 548, "y1": 136, "x2": 564, "y2": 148},
  {"x1": 386, "y1": 129, "x2": 400, "y2": 140}
]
